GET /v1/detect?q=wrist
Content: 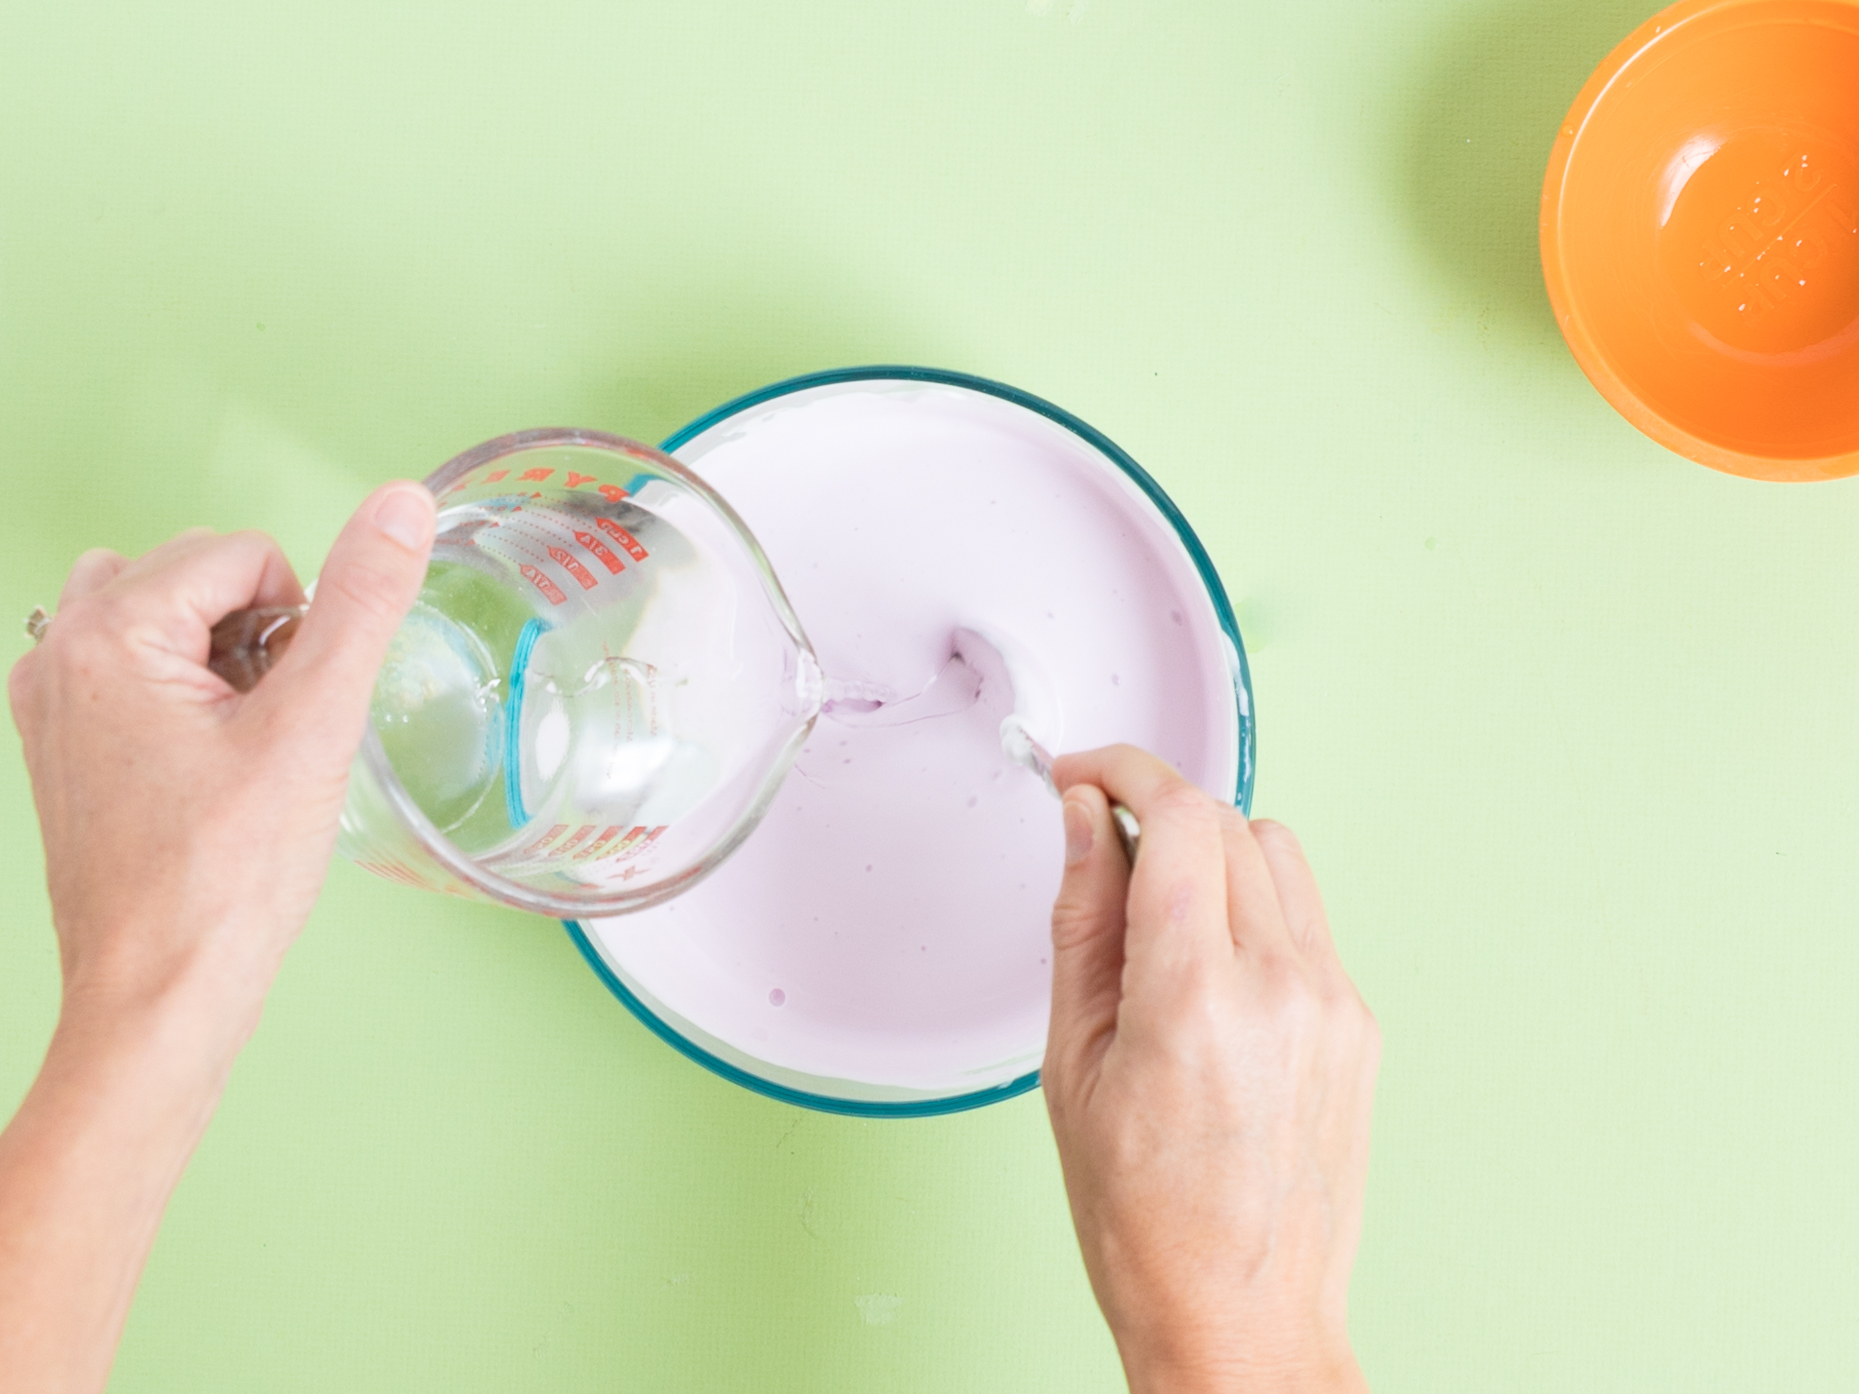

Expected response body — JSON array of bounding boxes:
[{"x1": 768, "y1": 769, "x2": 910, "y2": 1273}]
[
  {"x1": 55, "y1": 910, "x2": 278, "y2": 1066},
  {"x1": 1121, "y1": 1328, "x2": 1365, "y2": 1394},
  {"x1": 51, "y1": 966, "x2": 258, "y2": 1108}
]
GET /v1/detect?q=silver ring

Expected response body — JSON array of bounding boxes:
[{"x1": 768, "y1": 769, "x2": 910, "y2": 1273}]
[{"x1": 24, "y1": 606, "x2": 50, "y2": 643}]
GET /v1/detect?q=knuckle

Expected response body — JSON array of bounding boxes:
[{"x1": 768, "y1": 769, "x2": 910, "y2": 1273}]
[
  {"x1": 43, "y1": 600, "x2": 119, "y2": 665},
  {"x1": 1318, "y1": 981, "x2": 1378, "y2": 1048},
  {"x1": 71, "y1": 586, "x2": 133, "y2": 629},
  {"x1": 72, "y1": 545, "x2": 123, "y2": 575},
  {"x1": 1249, "y1": 818, "x2": 1300, "y2": 855},
  {"x1": 1050, "y1": 897, "x2": 1108, "y2": 952},
  {"x1": 1255, "y1": 955, "x2": 1326, "y2": 1024},
  {"x1": 1277, "y1": 977, "x2": 1322, "y2": 1030},
  {"x1": 1150, "y1": 779, "x2": 1207, "y2": 814},
  {"x1": 226, "y1": 528, "x2": 285, "y2": 560},
  {"x1": 1355, "y1": 994, "x2": 1382, "y2": 1044},
  {"x1": 7, "y1": 652, "x2": 38, "y2": 717},
  {"x1": 1308, "y1": 965, "x2": 1349, "y2": 1006},
  {"x1": 1250, "y1": 945, "x2": 1300, "y2": 993},
  {"x1": 1149, "y1": 780, "x2": 1218, "y2": 831},
  {"x1": 1173, "y1": 971, "x2": 1229, "y2": 1028}
]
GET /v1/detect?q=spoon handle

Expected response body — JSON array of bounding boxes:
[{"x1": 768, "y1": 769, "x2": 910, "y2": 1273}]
[{"x1": 1108, "y1": 802, "x2": 1142, "y2": 866}]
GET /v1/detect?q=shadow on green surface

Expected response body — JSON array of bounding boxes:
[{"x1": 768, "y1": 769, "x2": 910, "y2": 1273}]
[{"x1": 1397, "y1": 0, "x2": 1654, "y2": 350}]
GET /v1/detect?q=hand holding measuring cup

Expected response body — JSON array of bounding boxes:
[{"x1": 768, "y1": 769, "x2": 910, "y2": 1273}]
[
  {"x1": 8, "y1": 484, "x2": 436, "y2": 1041},
  {"x1": 27, "y1": 431, "x2": 826, "y2": 919}
]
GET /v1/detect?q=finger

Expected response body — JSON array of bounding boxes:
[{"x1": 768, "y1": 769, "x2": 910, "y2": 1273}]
[
  {"x1": 105, "y1": 529, "x2": 300, "y2": 613},
  {"x1": 107, "y1": 526, "x2": 216, "y2": 587},
  {"x1": 91, "y1": 531, "x2": 303, "y2": 664},
  {"x1": 256, "y1": 482, "x2": 434, "y2": 746},
  {"x1": 1053, "y1": 744, "x2": 1231, "y2": 982},
  {"x1": 57, "y1": 549, "x2": 127, "y2": 605},
  {"x1": 1250, "y1": 819, "x2": 1338, "y2": 970},
  {"x1": 1052, "y1": 744, "x2": 1206, "y2": 822},
  {"x1": 1218, "y1": 807, "x2": 1300, "y2": 962},
  {"x1": 1046, "y1": 783, "x2": 1132, "y2": 1087}
]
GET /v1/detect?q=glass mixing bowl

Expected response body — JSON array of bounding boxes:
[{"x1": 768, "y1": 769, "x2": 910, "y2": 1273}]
[{"x1": 566, "y1": 368, "x2": 1256, "y2": 1115}]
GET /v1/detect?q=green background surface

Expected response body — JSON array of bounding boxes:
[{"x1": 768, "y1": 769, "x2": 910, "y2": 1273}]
[{"x1": 4, "y1": 0, "x2": 1857, "y2": 1388}]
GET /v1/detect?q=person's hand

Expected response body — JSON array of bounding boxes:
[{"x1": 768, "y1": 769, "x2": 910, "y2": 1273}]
[
  {"x1": 1044, "y1": 746, "x2": 1379, "y2": 1394},
  {"x1": 0, "y1": 483, "x2": 434, "y2": 1394},
  {"x1": 10, "y1": 483, "x2": 434, "y2": 1048}
]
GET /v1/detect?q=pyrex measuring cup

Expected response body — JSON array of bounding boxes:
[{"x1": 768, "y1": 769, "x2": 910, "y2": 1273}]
[{"x1": 316, "y1": 429, "x2": 821, "y2": 915}]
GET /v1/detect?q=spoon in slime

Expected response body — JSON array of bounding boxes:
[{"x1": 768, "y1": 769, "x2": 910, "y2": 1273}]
[{"x1": 827, "y1": 625, "x2": 1139, "y2": 864}]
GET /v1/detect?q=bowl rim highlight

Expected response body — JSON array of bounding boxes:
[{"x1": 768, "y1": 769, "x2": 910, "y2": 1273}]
[
  {"x1": 1540, "y1": 0, "x2": 1859, "y2": 482},
  {"x1": 562, "y1": 364, "x2": 1257, "y2": 1117}
]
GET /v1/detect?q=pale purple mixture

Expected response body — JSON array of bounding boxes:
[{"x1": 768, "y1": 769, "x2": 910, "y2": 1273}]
[{"x1": 584, "y1": 383, "x2": 1241, "y2": 1096}]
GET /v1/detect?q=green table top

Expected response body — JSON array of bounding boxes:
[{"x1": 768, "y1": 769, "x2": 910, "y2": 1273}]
[{"x1": 5, "y1": 0, "x2": 1857, "y2": 1388}]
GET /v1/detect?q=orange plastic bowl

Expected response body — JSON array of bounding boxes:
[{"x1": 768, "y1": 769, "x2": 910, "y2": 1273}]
[{"x1": 1542, "y1": 0, "x2": 1859, "y2": 480}]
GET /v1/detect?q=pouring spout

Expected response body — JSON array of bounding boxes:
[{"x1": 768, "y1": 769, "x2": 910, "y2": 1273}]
[{"x1": 794, "y1": 647, "x2": 827, "y2": 724}]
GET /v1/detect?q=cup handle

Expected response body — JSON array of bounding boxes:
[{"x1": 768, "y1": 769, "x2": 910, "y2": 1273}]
[{"x1": 207, "y1": 605, "x2": 308, "y2": 693}]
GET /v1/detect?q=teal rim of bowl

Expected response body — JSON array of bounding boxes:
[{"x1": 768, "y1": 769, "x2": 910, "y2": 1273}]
[{"x1": 563, "y1": 364, "x2": 1257, "y2": 1118}]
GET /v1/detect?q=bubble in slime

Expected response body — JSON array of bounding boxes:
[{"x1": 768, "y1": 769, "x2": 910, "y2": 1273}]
[{"x1": 280, "y1": 371, "x2": 1252, "y2": 1111}]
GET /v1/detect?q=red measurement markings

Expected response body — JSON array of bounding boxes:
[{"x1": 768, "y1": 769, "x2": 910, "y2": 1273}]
[
  {"x1": 443, "y1": 465, "x2": 511, "y2": 496},
  {"x1": 566, "y1": 471, "x2": 597, "y2": 488},
  {"x1": 574, "y1": 825, "x2": 626, "y2": 860},
  {"x1": 520, "y1": 467, "x2": 554, "y2": 482},
  {"x1": 605, "y1": 826, "x2": 647, "y2": 859},
  {"x1": 606, "y1": 825, "x2": 667, "y2": 862},
  {"x1": 594, "y1": 516, "x2": 649, "y2": 561},
  {"x1": 358, "y1": 858, "x2": 428, "y2": 889},
  {"x1": 548, "y1": 545, "x2": 598, "y2": 590},
  {"x1": 573, "y1": 530, "x2": 625, "y2": 574},
  {"x1": 520, "y1": 564, "x2": 567, "y2": 605},
  {"x1": 530, "y1": 823, "x2": 570, "y2": 853},
  {"x1": 554, "y1": 824, "x2": 599, "y2": 858}
]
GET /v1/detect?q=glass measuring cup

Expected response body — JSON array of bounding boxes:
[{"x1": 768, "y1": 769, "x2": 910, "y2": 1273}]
[{"x1": 241, "y1": 429, "x2": 823, "y2": 916}]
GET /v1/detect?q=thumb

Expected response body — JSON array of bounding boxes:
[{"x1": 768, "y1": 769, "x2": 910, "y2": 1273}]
[
  {"x1": 1046, "y1": 782, "x2": 1132, "y2": 1093},
  {"x1": 254, "y1": 481, "x2": 435, "y2": 744}
]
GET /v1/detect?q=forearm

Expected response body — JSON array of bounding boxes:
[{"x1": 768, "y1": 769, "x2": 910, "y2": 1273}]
[{"x1": 0, "y1": 995, "x2": 239, "y2": 1394}]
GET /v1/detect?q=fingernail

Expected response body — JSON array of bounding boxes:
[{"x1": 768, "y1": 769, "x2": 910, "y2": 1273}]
[
  {"x1": 1062, "y1": 798, "x2": 1094, "y2": 866},
  {"x1": 372, "y1": 486, "x2": 434, "y2": 550}
]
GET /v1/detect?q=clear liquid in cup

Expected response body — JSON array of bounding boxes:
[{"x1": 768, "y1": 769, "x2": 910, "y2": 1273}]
[{"x1": 359, "y1": 440, "x2": 819, "y2": 907}]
